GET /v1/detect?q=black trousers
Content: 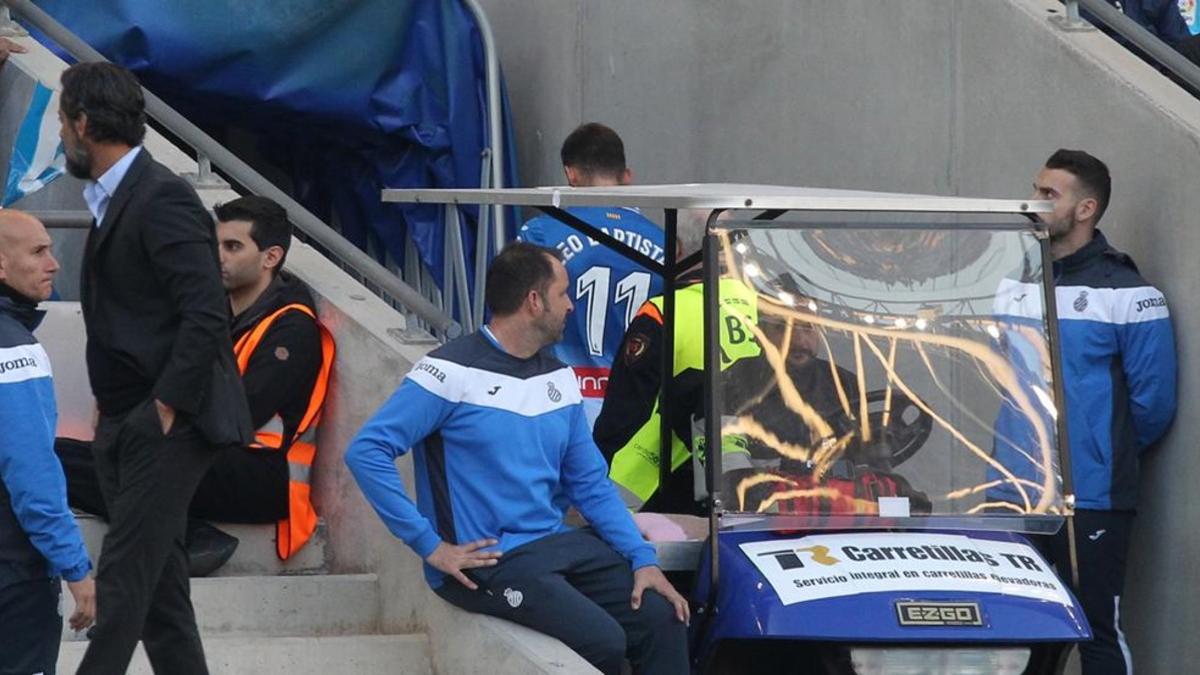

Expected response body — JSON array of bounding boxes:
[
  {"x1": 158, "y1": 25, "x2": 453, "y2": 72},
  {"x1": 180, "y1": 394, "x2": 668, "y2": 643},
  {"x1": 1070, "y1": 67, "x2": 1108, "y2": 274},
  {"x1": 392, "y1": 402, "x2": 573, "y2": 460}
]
[
  {"x1": 77, "y1": 400, "x2": 216, "y2": 675},
  {"x1": 435, "y1": 529, "x2": 688, "y2": 675},
  {"x1": 56, "y1": 437, "x2": 288, "y2": 524},
  {"x1": 1040, "y1": 509, "x2": 1135, "y2": 675},
  {"x1": 0, "y1": 575, "x2": 61, "y2": 675}
]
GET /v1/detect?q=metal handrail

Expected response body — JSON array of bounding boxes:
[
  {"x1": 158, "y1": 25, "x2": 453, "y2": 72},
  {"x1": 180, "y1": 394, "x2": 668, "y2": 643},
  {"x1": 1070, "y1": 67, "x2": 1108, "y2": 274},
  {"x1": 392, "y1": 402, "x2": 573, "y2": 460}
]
[
  {"x1": 26, "y1": 210, "x2": 91, "y2": 228},
  {"x1": 461, "y1": 0, "x2": 507, "y2": 249},
  {"x1": 3, "y1": 0, "x2": 461, "y2": 339},
  {"x1": 1061, "y1": 0, "x2": 1200, "y2": 92}
]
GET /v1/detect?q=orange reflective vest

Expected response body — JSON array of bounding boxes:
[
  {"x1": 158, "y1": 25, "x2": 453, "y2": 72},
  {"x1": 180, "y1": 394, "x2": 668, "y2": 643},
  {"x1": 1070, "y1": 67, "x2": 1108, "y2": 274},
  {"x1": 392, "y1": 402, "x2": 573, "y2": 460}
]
[{"x1": 233, "y1": 303, "x2": 335, "y2": 560}]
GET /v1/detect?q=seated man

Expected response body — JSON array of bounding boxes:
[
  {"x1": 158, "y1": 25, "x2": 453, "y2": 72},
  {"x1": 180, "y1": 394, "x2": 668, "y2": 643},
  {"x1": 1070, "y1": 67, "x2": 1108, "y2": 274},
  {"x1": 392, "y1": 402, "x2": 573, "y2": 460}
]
[
  {"x1": 345, "y1": 242, "x2": 688, "y2": 675},
  {"x1": 57, "y1": 195, "x2": 334, "y2": 574}
]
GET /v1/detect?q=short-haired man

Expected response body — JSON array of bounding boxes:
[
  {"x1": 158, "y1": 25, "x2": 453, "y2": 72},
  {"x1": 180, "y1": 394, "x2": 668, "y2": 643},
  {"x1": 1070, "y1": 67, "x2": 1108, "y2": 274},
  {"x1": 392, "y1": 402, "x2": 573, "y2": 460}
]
[
  {"x1": 56, "y1": 195, "x2": 333, "y2": 573},
  {"x1": 518, "y1": 123, "x2": 665, "y2": 428},
  {"x1": 0, "y1": 209, "x2": 94, "y2": 673},
  {"x1": 1027, "y1": 149, "x2": 1176, "y2": 674},
  {"x1": 198, "y1": 196, "x2": 332, "y2": 560},
  {"x1": 346, "y1": 242, "x2": 688, "y2": 675},
  {"x1": 59, "y1": 61, "x2": 253, "y2": 674}
]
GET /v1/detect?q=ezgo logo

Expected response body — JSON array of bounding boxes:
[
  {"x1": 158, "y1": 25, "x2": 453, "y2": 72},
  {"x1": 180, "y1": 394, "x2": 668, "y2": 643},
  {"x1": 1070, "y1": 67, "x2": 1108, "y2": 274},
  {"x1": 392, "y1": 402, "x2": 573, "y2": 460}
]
[{"x1": 758, "y1": 545, "x2": 840, "y2": 570}]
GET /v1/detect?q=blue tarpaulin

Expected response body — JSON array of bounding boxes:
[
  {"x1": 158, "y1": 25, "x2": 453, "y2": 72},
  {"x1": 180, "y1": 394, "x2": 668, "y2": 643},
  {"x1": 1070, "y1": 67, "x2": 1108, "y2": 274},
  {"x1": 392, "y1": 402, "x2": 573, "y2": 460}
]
[{"x1": 30, "y1": 0, "x2": 518, "y2": 310}]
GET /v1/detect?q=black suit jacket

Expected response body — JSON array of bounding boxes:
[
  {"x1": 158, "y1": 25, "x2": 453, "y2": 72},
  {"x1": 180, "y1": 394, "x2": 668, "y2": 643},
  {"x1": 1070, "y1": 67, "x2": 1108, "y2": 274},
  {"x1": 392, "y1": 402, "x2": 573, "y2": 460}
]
[{"x1": 80, "y1": 149, "x2": 253, "y2": 447}]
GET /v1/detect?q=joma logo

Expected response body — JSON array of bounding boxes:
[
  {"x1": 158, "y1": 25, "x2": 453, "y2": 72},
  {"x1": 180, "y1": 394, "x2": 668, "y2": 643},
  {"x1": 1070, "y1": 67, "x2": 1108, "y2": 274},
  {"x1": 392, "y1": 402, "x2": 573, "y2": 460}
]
[
  {"x1": 0, "y1": 356, "x2": 36, "y2": 375},
  {"x1": 1135, "y1": 296, "x2": 1166, "y2": 313},
  {"x1": 414, "y1": 361, "x2": 446, "y2": 383}
]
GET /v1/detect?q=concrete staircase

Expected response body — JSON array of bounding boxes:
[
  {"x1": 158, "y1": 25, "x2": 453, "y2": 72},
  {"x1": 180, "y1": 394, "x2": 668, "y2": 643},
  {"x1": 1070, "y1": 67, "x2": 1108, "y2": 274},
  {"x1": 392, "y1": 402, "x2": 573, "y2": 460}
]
[{"x1": 59, "y1": 517, "x2": 433, "y2": 674}]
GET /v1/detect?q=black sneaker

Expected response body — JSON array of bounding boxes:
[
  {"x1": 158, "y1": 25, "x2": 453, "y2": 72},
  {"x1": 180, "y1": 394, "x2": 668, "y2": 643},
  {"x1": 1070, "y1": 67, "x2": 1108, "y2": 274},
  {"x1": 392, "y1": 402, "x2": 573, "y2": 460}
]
[{"x1": 186, "y1": 520, "x2": 239, "y2": 577}]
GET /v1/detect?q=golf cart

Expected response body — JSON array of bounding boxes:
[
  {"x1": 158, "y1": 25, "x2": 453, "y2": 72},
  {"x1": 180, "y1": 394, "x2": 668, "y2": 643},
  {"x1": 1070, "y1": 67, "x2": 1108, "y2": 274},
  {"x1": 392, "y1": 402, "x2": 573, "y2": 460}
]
[{"x1": 381, "y1": 184, "x2": 1089, "y2": 675}]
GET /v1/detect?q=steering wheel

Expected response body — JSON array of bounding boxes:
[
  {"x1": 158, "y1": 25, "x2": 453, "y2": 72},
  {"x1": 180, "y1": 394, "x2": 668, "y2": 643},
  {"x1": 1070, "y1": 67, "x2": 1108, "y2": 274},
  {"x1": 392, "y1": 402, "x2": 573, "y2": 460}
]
[{"x1": 860, "y1": 389, "x2": 933, "y2": 468}]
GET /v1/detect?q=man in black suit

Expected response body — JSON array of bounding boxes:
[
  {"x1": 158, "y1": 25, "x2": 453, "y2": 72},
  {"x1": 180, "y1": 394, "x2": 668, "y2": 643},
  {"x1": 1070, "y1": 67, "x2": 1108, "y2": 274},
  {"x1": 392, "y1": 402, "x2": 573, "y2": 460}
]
[{"x1": 58, "y1": 61, "x2": 252, "y2": 674}]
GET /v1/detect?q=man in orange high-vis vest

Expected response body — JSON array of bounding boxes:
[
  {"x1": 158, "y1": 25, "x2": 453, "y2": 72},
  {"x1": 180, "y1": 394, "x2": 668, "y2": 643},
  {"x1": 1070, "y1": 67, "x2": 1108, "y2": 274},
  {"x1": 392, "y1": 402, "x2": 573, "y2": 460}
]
[{"x1": 57, "y1": 195, "x2": 333, "y2": 575}]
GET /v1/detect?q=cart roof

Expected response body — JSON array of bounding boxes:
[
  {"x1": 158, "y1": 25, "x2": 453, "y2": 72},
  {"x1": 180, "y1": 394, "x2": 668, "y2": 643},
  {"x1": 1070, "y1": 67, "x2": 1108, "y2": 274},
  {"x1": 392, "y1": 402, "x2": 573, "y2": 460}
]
[{"x1": 382, "y1": 183, "x2": 1053, "y2": 215}]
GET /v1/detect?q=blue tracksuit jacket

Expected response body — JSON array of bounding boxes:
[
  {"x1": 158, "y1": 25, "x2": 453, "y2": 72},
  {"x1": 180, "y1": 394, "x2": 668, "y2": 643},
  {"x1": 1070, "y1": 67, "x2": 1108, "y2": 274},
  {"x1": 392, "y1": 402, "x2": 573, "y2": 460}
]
[
  {"x1": 345, "y1": 328, "x2": 657, "y2": 588},
  {"x1": 991, "y1": 231, "x2": 1176, "y2": 511},
  {"x1": 0, "y1": 290, "x2": 91, "y2": 585}
]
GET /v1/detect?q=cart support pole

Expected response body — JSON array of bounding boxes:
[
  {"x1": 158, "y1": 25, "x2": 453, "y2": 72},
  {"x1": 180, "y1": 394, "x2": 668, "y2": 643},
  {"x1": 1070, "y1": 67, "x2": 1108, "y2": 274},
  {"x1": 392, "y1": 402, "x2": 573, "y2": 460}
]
[
  {"x1": 658, "y1": 209, "x2": 678, "y2": 497},
  {"x1": 702, "y1": 215, "x2": 724, "y2": 611},
  {"x1": 1037, "y1": 227, "x2": 1079, "y2": 587}
]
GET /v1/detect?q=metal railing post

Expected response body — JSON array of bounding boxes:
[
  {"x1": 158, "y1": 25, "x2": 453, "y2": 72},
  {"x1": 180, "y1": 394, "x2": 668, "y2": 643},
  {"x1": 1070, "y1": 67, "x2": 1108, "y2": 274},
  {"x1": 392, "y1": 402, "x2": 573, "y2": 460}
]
[
  {"x1": 184, "y1": 154, "x2": 230, "y2": 190},
  {"x1": 473, "y1": 150, "x2": 492, "y2": 330},
  {"x1": 1051, "y1": 0, "x2": 1096, "y2": 32},
  {"x1": 461, "y1": 0, "x2": 506, "y2": 249}
]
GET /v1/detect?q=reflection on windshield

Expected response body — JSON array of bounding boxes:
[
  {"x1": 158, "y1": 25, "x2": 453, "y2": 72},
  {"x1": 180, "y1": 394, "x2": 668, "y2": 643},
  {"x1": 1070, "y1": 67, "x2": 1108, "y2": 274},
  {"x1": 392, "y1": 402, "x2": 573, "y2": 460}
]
[{"x1": 710, "y1": 225, "x2": 1064, "y2": 530}]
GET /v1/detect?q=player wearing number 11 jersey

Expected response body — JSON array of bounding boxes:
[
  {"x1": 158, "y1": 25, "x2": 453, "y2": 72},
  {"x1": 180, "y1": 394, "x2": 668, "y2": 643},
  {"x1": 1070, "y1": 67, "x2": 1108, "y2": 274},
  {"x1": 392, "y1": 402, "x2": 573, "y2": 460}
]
[
  {"x1": 518, "y1": 206, "x2": 664, "y2": 427},
  {"x1": 517, "y1": 124, "x2": 665, "y2": 427}
]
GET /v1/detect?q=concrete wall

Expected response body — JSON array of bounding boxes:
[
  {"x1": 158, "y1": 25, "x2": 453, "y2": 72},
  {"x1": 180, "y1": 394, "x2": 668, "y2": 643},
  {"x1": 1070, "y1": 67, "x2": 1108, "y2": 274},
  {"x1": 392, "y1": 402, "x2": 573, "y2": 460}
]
[
  {"x1": 481, "y1": 0, "x2": 962, "y2": 194},
  {"x1": 480, "y1": 0, "x2": 1200, "y2": 670}
]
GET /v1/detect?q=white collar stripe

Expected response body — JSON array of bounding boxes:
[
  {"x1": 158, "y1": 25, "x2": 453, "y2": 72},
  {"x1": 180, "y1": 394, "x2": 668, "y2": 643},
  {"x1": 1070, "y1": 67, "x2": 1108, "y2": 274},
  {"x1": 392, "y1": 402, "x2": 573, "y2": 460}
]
[
  {"x1": 0, "y1": 343, "x2": 52, "y2": 384},
  {"x1": 1056, "y1": 285, "x2": 1169, "y2": 324},
  {"x1": 406, "y1": 355, "x2": 581, "y2": 417},
  {"x1": 993, "y1": 282, "x2": 1169, "y2": 324}
]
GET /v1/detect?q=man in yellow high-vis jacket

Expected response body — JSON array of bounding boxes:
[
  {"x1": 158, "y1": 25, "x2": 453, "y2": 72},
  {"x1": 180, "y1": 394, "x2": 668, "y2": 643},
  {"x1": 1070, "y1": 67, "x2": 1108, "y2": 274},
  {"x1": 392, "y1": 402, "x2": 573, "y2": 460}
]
[{"x1": 594, "y1": 216, "x2": 762, "y2": 516}]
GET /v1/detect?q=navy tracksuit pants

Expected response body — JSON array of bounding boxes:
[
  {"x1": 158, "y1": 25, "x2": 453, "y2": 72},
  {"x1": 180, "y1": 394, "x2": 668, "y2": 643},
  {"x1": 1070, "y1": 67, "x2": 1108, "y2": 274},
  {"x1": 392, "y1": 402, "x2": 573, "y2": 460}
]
[
  {"x1": 1040, "y1": 510, "x2": 1135, "y2": 675},
  {"x1": 0, "y1": 574, "x2": 61, "y2": 675},
  {"x1": 435, "y1": 528, "x2": 688, "y2": 675}
]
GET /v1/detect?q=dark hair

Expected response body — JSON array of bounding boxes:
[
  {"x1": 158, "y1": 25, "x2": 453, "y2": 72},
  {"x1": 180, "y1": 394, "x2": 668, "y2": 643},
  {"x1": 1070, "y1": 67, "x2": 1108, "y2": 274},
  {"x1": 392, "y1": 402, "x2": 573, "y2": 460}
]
[
  {"x1": 485, "y1": 242, "x2": 561, "y2": 316},
  {"x1": 560, "y1": 123, "x2": 627, "y2": 180},
  {"x1": 215, "y1": 196, "x2": 293, "y2": 272},
  {"x1": 60, "y1": 62, "x2": 147, "y2": 147},
  {"x1": 1045, "y1": 149, "x2": 1111, "y2": 223}
]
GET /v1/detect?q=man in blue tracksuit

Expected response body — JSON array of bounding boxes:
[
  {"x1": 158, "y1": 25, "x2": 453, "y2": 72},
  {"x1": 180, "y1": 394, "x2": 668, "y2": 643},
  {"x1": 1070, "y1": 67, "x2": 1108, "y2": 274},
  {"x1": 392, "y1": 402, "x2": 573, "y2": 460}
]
[
  {"x1": 346, "y1": 242, "x2": 688, "y2": 675},
  {"x1": 1026, "y1": 150, "x2": 1176, "y2": 674},
  {"x1": 0, "y1": 210, "x2": 95, "y2": 673}
]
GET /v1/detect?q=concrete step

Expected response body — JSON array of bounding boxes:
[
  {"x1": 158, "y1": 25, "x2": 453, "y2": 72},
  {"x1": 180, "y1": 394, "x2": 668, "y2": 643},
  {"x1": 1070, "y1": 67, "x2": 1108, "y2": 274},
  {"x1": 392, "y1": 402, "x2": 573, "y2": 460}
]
[
  {"x1": 62, "y1": 573, "x2": 381, "y2": 641},
  {"x1": 76, "y1": 513, "x2": 328, "y2": 577},
  {"x1": 57, "y1": 634, "x2": 433, "y2": 674}
]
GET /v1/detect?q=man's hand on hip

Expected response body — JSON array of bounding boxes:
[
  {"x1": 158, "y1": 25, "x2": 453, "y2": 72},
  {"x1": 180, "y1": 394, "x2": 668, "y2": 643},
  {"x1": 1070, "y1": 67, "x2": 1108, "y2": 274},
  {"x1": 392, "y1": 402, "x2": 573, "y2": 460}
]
[
  {"x1": 66, "y1": 575, "x2": 96, "y2": 631},
  {"x1": 425, "y1": 538, "x2": 502, "y2": 590},
  {"x1": 632, "y1": 565, "x2": 690, "y2": 625},
  {"x1": 154, "y1": 399, "x2": 175, "y2": 434}
]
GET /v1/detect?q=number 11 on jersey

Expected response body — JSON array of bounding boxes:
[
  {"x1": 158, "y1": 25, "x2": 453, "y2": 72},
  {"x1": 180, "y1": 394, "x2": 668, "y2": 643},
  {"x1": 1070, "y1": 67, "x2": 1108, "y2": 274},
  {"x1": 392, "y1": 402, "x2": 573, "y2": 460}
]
[{"x1": 576, "y1": 267, "x2": 653, "y2": 357}]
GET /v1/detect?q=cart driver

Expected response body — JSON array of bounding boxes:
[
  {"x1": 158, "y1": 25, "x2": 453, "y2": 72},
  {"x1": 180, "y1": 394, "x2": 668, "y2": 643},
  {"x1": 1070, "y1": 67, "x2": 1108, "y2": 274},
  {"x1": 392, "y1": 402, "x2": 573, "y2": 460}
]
[{"x1": 734, "y1": 309, "x2": 931, "y2": 516}]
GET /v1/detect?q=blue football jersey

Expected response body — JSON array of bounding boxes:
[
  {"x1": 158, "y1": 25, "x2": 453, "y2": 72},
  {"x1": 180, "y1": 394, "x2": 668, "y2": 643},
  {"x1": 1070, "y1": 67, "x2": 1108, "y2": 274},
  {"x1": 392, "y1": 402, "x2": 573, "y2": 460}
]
[{"x1": 518, "y1": 206, "x2": 665, "y2": 425}]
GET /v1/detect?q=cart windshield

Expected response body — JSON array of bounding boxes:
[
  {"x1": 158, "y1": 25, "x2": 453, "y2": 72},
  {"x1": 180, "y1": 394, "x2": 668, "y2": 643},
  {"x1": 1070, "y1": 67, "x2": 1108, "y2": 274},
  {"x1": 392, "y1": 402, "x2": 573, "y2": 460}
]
[{"x1": 707, "y1": 218, "x2": 1067, "y2": 534}]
